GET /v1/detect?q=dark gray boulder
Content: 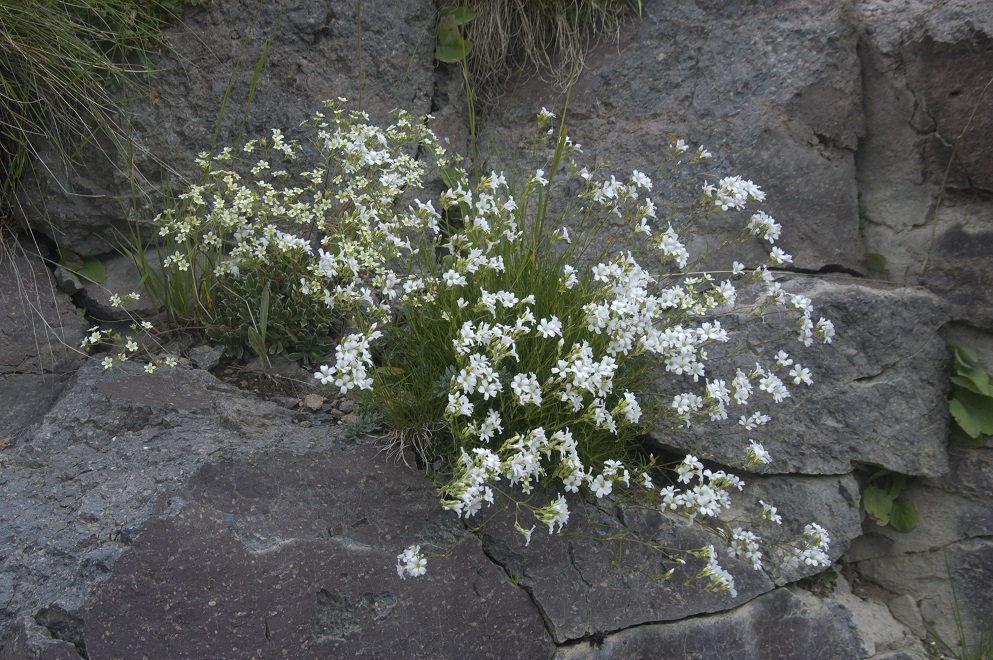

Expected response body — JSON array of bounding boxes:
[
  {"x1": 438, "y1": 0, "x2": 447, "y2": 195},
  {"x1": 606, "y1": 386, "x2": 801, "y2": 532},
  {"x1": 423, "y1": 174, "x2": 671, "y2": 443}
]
[{"x1": 653, "y1": 278, "x2": 951, "y2": 478}]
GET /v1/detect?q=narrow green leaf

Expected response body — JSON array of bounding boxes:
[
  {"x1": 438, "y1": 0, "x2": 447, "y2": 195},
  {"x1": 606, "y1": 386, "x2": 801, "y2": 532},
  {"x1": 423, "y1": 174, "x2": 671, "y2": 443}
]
[
  {"x1": 247, "y1": 327, "x2": 267, "y2": 364},
  {"x1": 259, "y1": 284, "x2": 270, "y2": 335},
  {"x1": 889, "y1": 500, "x2": 919, "y2": 533},
  {"x1": 962, "y1": 365, "x2": 993, "y2": 397},
  {"x1": 950, "y1": 343, "x2": 979, "y2": 367}
]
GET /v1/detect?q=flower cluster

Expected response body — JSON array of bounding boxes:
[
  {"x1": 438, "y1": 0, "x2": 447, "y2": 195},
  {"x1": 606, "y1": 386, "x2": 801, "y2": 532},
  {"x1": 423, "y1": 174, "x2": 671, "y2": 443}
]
[
  {"x1": 396, "y1": 545, "x2": 427, "y2": 579},
  {"x1": 152, "y1": 101, "x2": 835, "y2": 596},
  {"x1": 78, "y1": 293, "x2": 178, "y2": 372}
]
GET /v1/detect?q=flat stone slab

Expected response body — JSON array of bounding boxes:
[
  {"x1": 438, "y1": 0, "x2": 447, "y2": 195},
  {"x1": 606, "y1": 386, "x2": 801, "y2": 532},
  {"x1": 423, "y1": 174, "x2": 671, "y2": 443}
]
[
  {"x1": 553, "y1": 586, "x2": 863, "y2": 660},
  {"x1": 0, "y1": 359, "x2": 552, "y2": 658},
  {"x1": 84, "y1": 448, "x2": 553, "y2": 659},
  {"x1": 654, "y1": 279, "x2": 951, "y2": 478}
]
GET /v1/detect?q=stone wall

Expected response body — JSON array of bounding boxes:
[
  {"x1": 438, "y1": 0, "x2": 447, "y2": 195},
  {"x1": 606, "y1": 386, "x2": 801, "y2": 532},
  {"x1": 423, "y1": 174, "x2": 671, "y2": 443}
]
[{"x1": 3, "y1": 0, "x2": 992, "y2": 657}]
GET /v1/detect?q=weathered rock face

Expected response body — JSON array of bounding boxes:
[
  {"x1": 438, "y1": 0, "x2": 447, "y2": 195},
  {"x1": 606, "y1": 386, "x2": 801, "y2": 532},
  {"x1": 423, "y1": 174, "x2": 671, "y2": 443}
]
[
  {"x1": 4, "y1": 0, "x2": 993, "y2": 657},
  {"x1": 0, "y1": 238, "x2": 88, "y2": 443},
  {"x1": 15, "y1": 0, "x2": 439, "y2": 257},
  {"x1": 654, "y1": 278, "x2": 951, "y2": 478},
  {"x1": 479, "y1": 0, "x2": 865, "y2": 273},
  {"x1": 856, "y1": 0, "x2": 993, "y2": 325}
]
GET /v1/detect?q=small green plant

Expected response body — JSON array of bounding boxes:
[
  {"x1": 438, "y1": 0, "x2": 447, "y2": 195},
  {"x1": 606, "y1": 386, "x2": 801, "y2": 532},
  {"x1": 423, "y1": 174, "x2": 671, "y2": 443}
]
[
  {"x1": 927, "y1": 557, "x2": 993, "y2": 660},
  {"x1": 451, "y1": 0, "x2": 642, "y2": 104},
  {"x1": 435, "y1": 6, "x2": 475, "y2": 64},
  {"x1": 58, "y1": 249, "x2": 107, "y2": 284},
  {"x1": 949, "y1": 343, "x2": 993, "y2": 445},
  {"x1": 344, "y1": 409, "x2": 386, "y2": 442},
  {"x1": 862, "y1": 469, "x2": 919, "y2": 533},
  {"x1": 208, "y1": 250, "x2": 341, "y2": 366}
]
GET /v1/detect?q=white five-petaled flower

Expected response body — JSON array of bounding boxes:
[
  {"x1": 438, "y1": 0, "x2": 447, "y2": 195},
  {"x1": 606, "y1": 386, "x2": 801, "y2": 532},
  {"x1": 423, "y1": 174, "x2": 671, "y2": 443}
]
[{"x1": 396, "y1": 545, "x2": 427, "y2": 579}]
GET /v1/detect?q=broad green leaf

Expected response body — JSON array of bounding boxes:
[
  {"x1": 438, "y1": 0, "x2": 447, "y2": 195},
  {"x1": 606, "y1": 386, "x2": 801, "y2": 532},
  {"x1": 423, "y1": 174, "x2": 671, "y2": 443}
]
[
  {"x1": 889, "y1": 500, "x2": 919, "y2": 533},
  {"x1": 864, "y1": 252, "x2": 887, "y2": 272},
  {"x1": 60, "y1": 250, "x2": 106, "y2": 284},
  {"x1": 75, "y1": 257, "x2": 107, "y2": 284},
  {"x1": 950, "y1": 397, "x2": 981, "y2": 438},
  {"x1": 436, "y1": 39, "x2": 473, "y2": 63},
  {"x1": 863, "y1": 485, "x2": 893, "y2": 526},
  {"x1": 886, "y1": 473, "x2": 907, "y2": 498},
  {"x1": 867, "y1": 468, "x2": 891, "y2": 483},
  {"x1": 436, "y1": 16, "x2": 472, "y2": 63},
  {"x1": 437, "y1": 16, "x2": 463, "y2": 47},
  {"x1": 440, "y1": 167, "x2": 465, "y2": 190},
  {"x1": 953, "y1": 388, "x2": 993, "y2": 435},
  {"x1": 439, "y1": 6, "x2": 476, "y2": 25}
]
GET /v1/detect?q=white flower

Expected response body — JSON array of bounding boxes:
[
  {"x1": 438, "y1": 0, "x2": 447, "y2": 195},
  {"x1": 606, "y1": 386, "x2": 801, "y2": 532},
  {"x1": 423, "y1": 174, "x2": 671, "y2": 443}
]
[
  {"x1": 747, "y1": 440, "x2": 772, "y2": 465},
  {"x1": 590, "y1": 474, "x2": 612, "y2": 498},
  {"x1": 631, "y1": 170, "x2": 652, "y2": 190},
  {"x1": 789, "y1": 365, "x2": 813, "y2": 385},
  {"x1": 769, "y1": 247, "x2": 793, "y2": 265},
  {"x1": 759, "y1": 500, "x2": 782, "y2": 525},
  {"x1": 101, "y1": 356, "x2": 115, "y2": 370},
  {"x1": 442, "y1": 269, "x2": 467, "y2": 287},
  {"x1": 315, "y1": 365, "x2": 334, "y2": 385},
  {"x1": 397, "y1": 545, "x2": 427, "y2": 579},
  {"x1": 536, "y1": 317, "x2": 562, "y2": 338},
  {"x1": 539, "y1": 495, "x2": 570, "y2": 534}
]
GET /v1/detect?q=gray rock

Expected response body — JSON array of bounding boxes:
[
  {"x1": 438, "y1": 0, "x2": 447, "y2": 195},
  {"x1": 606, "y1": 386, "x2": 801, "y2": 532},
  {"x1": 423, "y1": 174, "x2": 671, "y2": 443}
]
[
  {"x1": 0, "y1": 239, "x2": 89, "y2": 442},
  {"x1": 187, "y1": 344, "x2": 225, "y2": 371},
  {"x1": 553, "y1": 587, "x2": 863, "y2": 660},
  {"x1": 853, "y1": 537, "x2": 993, "y2": 653},
  {"x1": 84, "y1": 449, "x2": 553, "y2": 659},
  {"x1": 17, "y1": 0, "x2": 439, "y2": 257},
  {"x1": 477, "y1": 493, "x2": 771, "y2": 644},
  {"x1": 71, "y1": 252, "x2": 159, "y2": 322},
  {"x1": 889, "y1": 594, "x2": 926, "y2": 639},
  {"x1": 479, "y1": 0, "x2": 865, "y2": 273},
  {"x1": 652, "y1": 279, "x2": 951, "y2": 478},
  {"x1": 856, "y1": 0, "x2": 993, "y2": 325},
  {"x1": 0, "y1": 359, "x2": 554, "y2": 657},
  {"x1": 0, "y1": 617, "x2": 83, "y2": 660},
  {"x1": 720, "y1": 473, "x2": 864, "y2": 580}
]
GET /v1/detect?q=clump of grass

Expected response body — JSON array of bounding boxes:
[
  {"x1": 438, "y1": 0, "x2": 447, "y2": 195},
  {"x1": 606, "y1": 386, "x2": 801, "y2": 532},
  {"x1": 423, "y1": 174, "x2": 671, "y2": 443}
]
[
  {"x1": 0, "y1": 0, "x2": 205, "y2": 214},
  {"x1": 457, "y1": 0, "x2": 642, "y2": 103}
]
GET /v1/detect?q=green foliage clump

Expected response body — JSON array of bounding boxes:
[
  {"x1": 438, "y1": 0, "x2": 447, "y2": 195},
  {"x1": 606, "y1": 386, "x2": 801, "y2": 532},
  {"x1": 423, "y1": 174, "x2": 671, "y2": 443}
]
[
  {"x1": 0, "y1": 0, "x2": 206, "y2": 210},
  {"x1": 445, "y1": 0, "x2": 642, "y2": 102},
  {"x1": 949, "y1": 343, "x2": 993, "y2": 445},
  {"x1": 862, "y1": 469, "x2": 918, "y2": 533},
  {"x1": 208, "y1": 250, "x2": 340, "y2": 366}
]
